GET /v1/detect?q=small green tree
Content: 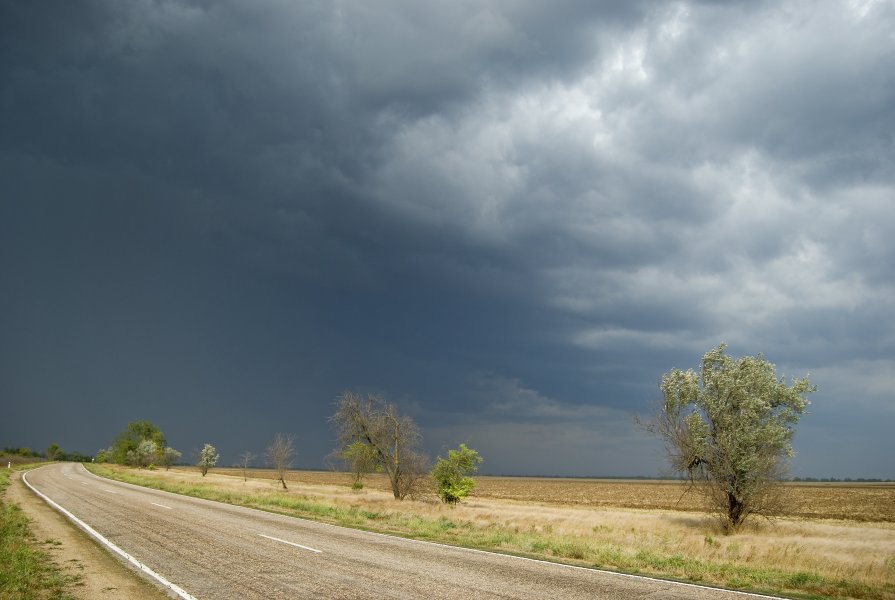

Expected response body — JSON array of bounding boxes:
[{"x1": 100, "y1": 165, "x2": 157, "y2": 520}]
[
  {"x1": 641, "y1": 344, "x2": 815, "y2": 532},
  {"x1": 197, "y1": 443, "x2": 219, "y2": 476},
  {"x1": 341, "y1": 441, "x2": 379, "y2": 489},
  {"x1": 46, "y1": 443, "x2": 63, "y2": 461},
  {"x1": 432, "y1": 444, "x2": 483, "y2": 505}
]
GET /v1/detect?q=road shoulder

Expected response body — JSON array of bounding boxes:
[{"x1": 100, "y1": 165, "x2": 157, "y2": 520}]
[{"x1": 8, "y1": 469, "x2": 172, "y2": 600}]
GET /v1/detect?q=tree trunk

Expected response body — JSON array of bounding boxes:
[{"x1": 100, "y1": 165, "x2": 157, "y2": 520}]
[
  {"x1": 726, "y1": 491, "x2": 745, "y2": 531},
  {"x1": 387, "y1": 469, "x2": 401, "y2": 499}
]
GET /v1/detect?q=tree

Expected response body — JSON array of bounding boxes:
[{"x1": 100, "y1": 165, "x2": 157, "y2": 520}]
[
  {"x1": 134, "y1": 439, "x2": 159, "y2": 468},
  {"x1": 110, "y1": 420, "x2": 166, "y2": 465},
  {"x1": 432, "y1": 444, "x2": 483, "y2": 505},
  {"x1": 60, "y1": 450, "x2": 92, "y2": 462},
  {"x1": 641, "y1": 344, "x2": 815, "y2": 532},
  {"x1": 161, "y1": 447, "x2": 182, "y2": 470},
  {"x1": 238, "y1": 451, "x2": 256, "y2": 481},
  {"x1": 266, "y1": 434, "x2": 295, "y2": 490},
  {"x1": 340, "y1": 440, "x2": 379, "y2": 489},
  {"x1": 330, "y1": 391, "x2": 429, "y2": 500},
  {"x1": 197, "y1": 443, "x2": 219, "y2": 476},
  {"x1": 46, "y1": 443, "x2": 63, "y2": 461}
]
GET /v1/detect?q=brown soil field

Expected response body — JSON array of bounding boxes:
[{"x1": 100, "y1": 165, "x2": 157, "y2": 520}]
[{"x1": 217, "y1": 468, "x2": 895, "y2": 522}]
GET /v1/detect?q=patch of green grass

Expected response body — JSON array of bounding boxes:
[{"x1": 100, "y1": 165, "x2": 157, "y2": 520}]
[
  {"x1": 86, "y1": 464, "x2": 892, "y2": 600},
  {"x1": 0, "y1": 466, "x2": 79, "y2": 599}
]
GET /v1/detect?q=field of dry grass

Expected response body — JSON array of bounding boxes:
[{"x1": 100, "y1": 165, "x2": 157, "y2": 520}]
[
  {"x1": 100, "y1": 465, "x2": 895, "y2": 599},
  {"x1": 221, "y1": 468, "x2": 895, "y2": 522},
  {"x1": 0, "y1": 454, "x2": 44, "y2": 467}
]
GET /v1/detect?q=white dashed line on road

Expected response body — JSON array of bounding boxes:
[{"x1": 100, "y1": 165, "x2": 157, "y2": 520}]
[
  {"x1": 151, "y1": 502, "x2": 173, "y2": 510},
  {"x1": 258, "y1": 533, "x2": 322, "y2": 554},
  {"x1": 103, "y1": 489, "x2": 119, "y2": 494}
]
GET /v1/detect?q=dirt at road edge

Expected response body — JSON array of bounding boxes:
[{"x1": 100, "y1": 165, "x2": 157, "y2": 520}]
[{"x1": 7, "y1": 469, "x2": 173, "y2": 600}]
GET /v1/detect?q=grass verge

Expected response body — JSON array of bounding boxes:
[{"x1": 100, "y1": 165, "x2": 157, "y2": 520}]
[
  {"x1": 86, "y1": 464, "x2": 892, "y2": 600},
  {"x1": 0, "y1": 464, "x2": 79, "y2": 600}
]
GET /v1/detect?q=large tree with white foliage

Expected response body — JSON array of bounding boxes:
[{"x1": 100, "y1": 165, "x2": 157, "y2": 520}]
[{"x1": 642, "y1": 345, "x2": 815, "y2": 532}]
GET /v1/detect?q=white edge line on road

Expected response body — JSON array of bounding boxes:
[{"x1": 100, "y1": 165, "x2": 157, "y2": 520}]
[
  {"x1": 258, "y1": 533, "x2": 322, "y2": 554},
  {"x1": 21, "y1": 467, "x2": 197, "y2": 600},
  {"x1": 78, "y1": 464, "x2": 784, "y2": 600},
  {"x1": 151, "y1": 502, "x2": 173, "y2": 510}
]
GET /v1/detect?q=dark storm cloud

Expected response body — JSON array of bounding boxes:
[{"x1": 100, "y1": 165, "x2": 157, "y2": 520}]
[{"x1": 2, "y1": 0, "x2": 893, "y2": 477}]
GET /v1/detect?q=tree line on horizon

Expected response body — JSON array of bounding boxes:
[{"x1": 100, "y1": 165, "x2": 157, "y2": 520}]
[
  {"x1": 2, "y1": 445, "x2": 93, "y2": 463},
  {"x1": 90, "y1": 392, "x2": 483, "y2": 505}
]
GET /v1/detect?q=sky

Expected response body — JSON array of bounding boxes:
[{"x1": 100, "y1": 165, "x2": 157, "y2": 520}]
[{"x1": 2, "y1": 0, "x2": 893, "y2": 478}]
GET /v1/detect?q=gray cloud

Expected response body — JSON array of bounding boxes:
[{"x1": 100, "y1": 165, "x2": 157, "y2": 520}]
[{"x1": 2, "y1": 0, "x2": 893, "y2": 478}]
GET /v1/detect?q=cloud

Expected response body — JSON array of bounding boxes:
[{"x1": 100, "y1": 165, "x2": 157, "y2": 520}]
[
  {"x1": 422, "y1": 373, "x2": 655, "y2": 476},
  {"x1": 1, "y1": 0, "x2": 893, "y2": 476}
]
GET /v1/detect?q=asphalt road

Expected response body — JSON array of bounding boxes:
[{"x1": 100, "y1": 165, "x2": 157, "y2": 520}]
[{"x1": 25, "y1": 463, "x2": 777, "y2": 600}]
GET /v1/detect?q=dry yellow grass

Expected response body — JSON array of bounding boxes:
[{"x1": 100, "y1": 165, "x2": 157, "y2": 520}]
[
  {"x1": 130, "y1": 466, "x2": 895, "y2": 598},
  {"x1": 223, "y1": 468, "x2": 895, "y2": 521}
]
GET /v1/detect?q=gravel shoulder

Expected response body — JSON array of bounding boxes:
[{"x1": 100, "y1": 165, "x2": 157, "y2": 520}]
[{"x1": 8, "y1": 469, "x2": 172, "y2": 600}]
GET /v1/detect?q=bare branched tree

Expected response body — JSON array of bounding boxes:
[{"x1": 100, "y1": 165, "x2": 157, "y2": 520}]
[
  {"x1": 238, "y1": 450, "x2": 256, "y2": 482},
  {"x1": 330, "y1": 391, "x2": 428, "y2": 500},
  {"x1": 266, "y1": 434, "x2": 295, "y2": 490}
]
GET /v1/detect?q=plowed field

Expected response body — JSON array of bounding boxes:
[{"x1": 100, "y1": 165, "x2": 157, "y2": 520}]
[{"x1": 215, "y1": 468, "x2": 895, "y2": 522}]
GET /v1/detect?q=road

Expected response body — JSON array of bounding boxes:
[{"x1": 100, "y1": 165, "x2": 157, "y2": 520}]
[{"x1": 25, "y1": 463, "x2": 777, "y2": 600}]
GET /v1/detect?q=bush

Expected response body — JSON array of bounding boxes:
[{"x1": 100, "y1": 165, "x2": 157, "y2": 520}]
[{"x1": 432, "y1": 444, "x2": 483, "y2": 505}]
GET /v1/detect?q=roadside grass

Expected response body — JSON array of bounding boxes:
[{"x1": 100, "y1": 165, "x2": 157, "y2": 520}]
[
  {"x1": 0, "y1": 464, "x2": 79, "y2": 600},
  {"x1": 87, "y1": 464, "x2": 893, "y2": 600}
]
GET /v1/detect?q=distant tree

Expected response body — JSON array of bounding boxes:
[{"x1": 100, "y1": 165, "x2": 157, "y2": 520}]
[
  {"x1": 60, "y1": 451, "x2": 93, "y2": 462},
  {"x1": 432, "y1": 444, "x2": 483, "y2": 505},
  {"x1": 266, "y1": 434, "x2": 295, "y2": 490},
  {"x1": 161, "y1": 447, "x2": 182, "y2": 470},
  {"x1": 340, "y1": 440, "x2": 379, "y2": 490},
  {"x1": 197, "y1": 443, "x2": 219, "y2": 476},
  {"x1": 98, "y1": 446, "x2": 114, "y2": 463},
  {"x1": 330, "y1": 392, "x2": 429, "y2": 500},
  {"x1": 95, "y1": 448, "x2": 108, "y2": 463},
  {"x1": 110, "y1": 420, "x2": 166, "y2": 465},
  {"x1": 238, "y1": 451, "x2": 257, "y2": 482},
  {"x1": 46, "y1": 443, "x2": 63, "y2": 461},
  {"x1": 133, "y1": 440, "x2": 159, "y2": 468},
  {"x1": 640, "y1": 344, "x2": 815, "y2": 532}
]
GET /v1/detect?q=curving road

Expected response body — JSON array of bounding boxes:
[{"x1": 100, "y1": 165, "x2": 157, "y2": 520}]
[{"x1": 25, "y1": 463, "x2": 777, "y2": 600}]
